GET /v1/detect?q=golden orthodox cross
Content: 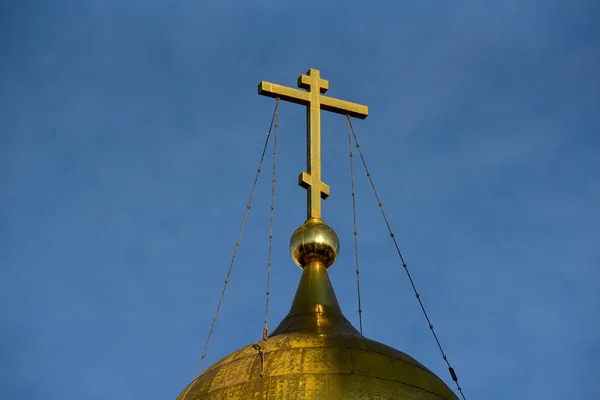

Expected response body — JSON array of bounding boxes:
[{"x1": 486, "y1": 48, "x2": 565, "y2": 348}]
[{"x1": 258, "y1": 68, "x2": 368, "y2": 221}]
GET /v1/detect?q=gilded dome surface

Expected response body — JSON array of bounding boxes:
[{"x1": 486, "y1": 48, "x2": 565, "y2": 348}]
[{"x1": 176, "y1": 262, "x2": 459, "y2": 399}]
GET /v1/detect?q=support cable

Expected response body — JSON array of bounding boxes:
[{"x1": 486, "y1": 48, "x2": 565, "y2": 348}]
[
  {"x1": 346, "y1": 115, "x2": 467, "y2": 400},
  {"x1": 195, "y1": 100, "x2": 280, "y2": 377},
  {"x1": 347, "y1": 118, "x2": 364, "y2": 334},
  {"x1": 264, "y1": 100, "x2": 279, "y2": 340}
]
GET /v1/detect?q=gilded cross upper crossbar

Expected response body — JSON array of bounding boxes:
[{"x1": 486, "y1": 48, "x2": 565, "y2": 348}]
[{"x1": 258, "y1": 68, "x2": 368, "y2": 221}]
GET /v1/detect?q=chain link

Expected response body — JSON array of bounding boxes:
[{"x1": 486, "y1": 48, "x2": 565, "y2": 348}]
[
  {"x1": 264, "y1": 99, "x2": 279, "y2": 340},
  {"x1": 347, "y1": 118, "x2": 364, "y2": 334},
  {"x1": 346, "y1": 115, "x2": 467, "y2": 400},
  {"x1": 195, "y1": 100, "x2": 280, "y2": 377}
]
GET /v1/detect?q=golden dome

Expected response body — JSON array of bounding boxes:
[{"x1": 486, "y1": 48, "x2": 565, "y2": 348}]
[
  {"x1": 176, "y1": 69, "x2": 459, "y2": 399},
  {"x1": 176, "y1": 253, "x2": 459, "y2": 399}
]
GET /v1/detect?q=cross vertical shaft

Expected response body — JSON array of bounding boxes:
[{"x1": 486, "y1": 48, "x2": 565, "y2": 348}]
[
  {"x1": 304, "y1": 69, "x2": 327, "y2": 220},
  {"x1": 258, "y1": 68, "x2": 368, "y2": 221}
]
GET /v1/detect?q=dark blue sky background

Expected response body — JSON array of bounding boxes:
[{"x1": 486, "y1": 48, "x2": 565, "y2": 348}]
[{"x1": 2, "y1": 1, "x2": 599, "y2": 399}]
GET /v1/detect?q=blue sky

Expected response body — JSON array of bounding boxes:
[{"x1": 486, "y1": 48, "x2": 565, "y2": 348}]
[{"x1": 1, "y1": 1, "x2": 599, "y2": 399}]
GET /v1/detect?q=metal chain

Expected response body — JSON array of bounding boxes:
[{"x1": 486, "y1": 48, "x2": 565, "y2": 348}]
[
  {"x1": 346, "y1": 115, "x2": 467, "y2": 400},
  {"x1": 264, "y1": 99, "x2": 279, "y2": 340},
  {"x1": 347, "y1": 118, "x2": 364, "y2": 334},
  {"x1": 195, "y1": 100, "x2": 280, "y2": 377}
]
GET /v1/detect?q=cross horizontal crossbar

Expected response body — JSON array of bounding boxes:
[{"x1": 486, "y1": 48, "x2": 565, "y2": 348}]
[{"x1": 258, "y1": 82, "x2": 368, "y2": 119}]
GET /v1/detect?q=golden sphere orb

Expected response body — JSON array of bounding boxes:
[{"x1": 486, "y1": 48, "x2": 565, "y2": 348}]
[{"x1": 290, "y1": 219, "x2": 339, "y2": 269}]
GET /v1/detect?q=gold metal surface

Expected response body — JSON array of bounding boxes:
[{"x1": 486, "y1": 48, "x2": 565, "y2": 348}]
[
  {"x1": 177, "y1": 333, "x2": 460, "y2": 399},
  {"x1": 270, "y1": 261, "x2": 359, "y2": 337},
  {"x1": 177, "y1": 260, "x2": 459, "y2": 400},
  {"x1": 290, "y1": 219, "x2": 339, "y2": 269},
  {"x1": 259, "y1": 68, "x2": 368, "y2": 221}
]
